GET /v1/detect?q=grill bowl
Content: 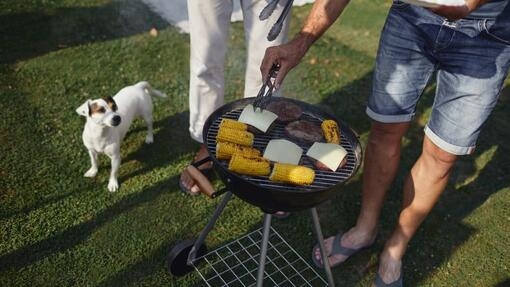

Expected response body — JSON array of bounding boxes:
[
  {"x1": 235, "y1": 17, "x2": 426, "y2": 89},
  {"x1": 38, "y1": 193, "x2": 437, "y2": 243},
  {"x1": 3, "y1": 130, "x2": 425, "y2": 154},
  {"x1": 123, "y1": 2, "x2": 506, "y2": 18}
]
[{"x1": 203, "y1": 97, "x2": 362, "y2": 212}]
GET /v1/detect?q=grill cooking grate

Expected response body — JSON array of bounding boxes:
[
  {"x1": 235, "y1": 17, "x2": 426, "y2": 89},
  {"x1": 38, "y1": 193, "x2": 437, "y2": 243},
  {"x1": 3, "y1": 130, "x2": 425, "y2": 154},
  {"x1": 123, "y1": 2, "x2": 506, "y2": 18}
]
[{"x1": 206, "y1": 107, "x2": 358, "y2": 192}]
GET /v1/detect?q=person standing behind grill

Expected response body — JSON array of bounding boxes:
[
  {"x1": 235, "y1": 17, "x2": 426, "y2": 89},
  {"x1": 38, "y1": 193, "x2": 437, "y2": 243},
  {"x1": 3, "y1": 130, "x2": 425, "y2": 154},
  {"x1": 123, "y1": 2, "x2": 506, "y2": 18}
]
[
  {"x1": 179, "y1": 0, "x2": 291, "y2": 195},
  {"x1": 261, "y1": 0, "x2": 509, "y2": 285}
]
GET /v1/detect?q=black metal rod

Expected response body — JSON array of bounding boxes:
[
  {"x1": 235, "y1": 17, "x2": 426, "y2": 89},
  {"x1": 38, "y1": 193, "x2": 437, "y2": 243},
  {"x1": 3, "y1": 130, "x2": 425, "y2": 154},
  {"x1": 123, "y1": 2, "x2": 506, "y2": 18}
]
[
  {"x1": 187, "y1": 191, "x2": 233, "y2": 265},
  {"x1": 256, "y1": 213, "x2": 272, "y2": 286},
  {"x1": 190, "y1": 156, "x2": 212, "y2": 168},
  {"x1": 310, "y1": 208, "x2": 335, "y2": 287}
]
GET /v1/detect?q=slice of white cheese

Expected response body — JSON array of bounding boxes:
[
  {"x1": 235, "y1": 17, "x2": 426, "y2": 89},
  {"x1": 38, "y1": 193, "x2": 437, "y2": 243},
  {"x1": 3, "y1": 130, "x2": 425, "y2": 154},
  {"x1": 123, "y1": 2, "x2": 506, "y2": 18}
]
[
  {"x1": 306, "y1": 142, "x2": 347, "y2": 171},
  {"x1": 238, "y1": 104, "x2": 278, "y2": 133},
  {"x1": 263, "y1": 139, "x2": 303, "y2": 165}
]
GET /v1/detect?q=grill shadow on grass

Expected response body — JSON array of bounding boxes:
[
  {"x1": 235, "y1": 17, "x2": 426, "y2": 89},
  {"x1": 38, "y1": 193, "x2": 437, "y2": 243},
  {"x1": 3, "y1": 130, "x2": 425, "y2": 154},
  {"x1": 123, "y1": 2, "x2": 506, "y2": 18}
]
[{"x1": 0, "y1": 0, "x2": 169, "y2": 64}]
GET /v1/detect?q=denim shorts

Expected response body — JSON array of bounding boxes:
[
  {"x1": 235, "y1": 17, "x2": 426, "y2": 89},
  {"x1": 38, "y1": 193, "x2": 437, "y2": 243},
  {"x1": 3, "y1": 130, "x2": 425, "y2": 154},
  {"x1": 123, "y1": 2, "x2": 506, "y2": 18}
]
[{"x1": 367, "y1": 1, "x2": 510, "y2": 155}]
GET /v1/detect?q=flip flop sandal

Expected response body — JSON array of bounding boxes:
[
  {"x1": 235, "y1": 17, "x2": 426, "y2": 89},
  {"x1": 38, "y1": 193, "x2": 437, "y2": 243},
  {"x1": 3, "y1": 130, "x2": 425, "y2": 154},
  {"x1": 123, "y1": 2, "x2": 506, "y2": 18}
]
[
  {"x1": 179, "y1": 157, "x2": 214, "y2": 196},
  {"x1": 374, "y1": 268, "x2": 403, "y2": 287},
  {"x1": 311, "y1": 231, "x2": 374, "y2": 269}
]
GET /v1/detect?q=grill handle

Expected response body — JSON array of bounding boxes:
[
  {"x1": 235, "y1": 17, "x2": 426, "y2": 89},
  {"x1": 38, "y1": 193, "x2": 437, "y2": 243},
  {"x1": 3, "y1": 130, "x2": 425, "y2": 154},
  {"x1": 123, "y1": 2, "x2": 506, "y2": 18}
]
[
  {"x1": 186, "y1": 165, "x2": 218, "y2": 198},
  {"x1": 187, "y1": 156, "x2": 225, "y2": 198}
]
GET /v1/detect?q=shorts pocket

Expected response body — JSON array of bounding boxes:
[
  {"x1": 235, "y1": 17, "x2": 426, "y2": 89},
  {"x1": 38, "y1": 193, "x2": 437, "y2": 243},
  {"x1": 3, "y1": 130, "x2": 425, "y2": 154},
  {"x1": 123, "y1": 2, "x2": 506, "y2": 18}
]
[{"x1": 483, "y1": 19, "x2": 510, "y2": 45}]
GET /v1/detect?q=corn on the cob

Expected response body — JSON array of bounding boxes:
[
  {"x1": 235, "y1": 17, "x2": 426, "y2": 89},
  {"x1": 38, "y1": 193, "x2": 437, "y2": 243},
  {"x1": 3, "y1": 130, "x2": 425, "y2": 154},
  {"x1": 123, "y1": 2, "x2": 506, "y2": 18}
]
[
  {"x1": 269, "y1": 163, "x2": 315, "y2": 185},
  {"x1": 216, "y1": 141, "x2": 261, "y2": 160},
  {"x1": 228, "y1": 153, "x2": 270, "y2": 176},
  {"x1": 321, "y1": 119, "x2": 341, "y2": 144},
  {"x1": 216, "y1": 127, "x2": 254, "y2": 146},
  {"x1": 219, "y1": 118, "x2": 248, "y2": 131}
]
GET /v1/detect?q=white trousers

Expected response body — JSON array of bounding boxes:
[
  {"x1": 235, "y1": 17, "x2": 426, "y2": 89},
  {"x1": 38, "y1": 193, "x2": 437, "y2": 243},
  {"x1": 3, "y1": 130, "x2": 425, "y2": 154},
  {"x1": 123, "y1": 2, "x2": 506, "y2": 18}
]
[{"x1": 187, "y1": 0, "x2": 291, "y2": 142}]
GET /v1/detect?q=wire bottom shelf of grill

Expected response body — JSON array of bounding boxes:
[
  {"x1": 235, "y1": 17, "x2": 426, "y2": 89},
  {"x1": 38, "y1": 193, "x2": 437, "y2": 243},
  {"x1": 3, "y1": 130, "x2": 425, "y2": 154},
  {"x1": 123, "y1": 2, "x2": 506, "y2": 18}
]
[{"x1": 188, "y1": 227, "x2": 327, "y2": 287}]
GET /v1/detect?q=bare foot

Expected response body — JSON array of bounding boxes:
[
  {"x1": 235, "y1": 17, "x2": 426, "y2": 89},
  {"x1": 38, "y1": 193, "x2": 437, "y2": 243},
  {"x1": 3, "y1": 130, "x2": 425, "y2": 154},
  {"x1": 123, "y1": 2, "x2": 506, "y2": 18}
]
[
  {"x1": 313, "y1": 226, "x2": 376, "y2": 267},
  {"x1": 180, "y1": 144, "x2": 213, "y2": 195}
]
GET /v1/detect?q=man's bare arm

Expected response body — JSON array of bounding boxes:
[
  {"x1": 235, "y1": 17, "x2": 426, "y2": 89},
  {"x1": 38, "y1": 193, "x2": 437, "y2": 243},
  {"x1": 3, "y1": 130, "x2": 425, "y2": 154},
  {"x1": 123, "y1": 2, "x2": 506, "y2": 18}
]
[
  {"x1": 261, "y1": 0, "x2": 351, "y2": 87},
  {"x1": 297, "y1": 0, "x2": 351, "y2": 49}
]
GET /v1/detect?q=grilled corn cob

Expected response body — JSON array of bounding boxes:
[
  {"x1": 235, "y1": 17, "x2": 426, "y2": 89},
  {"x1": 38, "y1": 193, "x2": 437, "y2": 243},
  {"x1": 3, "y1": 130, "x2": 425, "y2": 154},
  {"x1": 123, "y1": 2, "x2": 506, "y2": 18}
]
[
  {"x1": 228, "y1": 153, "x2": 270, "y2": 176},
  {"x1": 216, "y1": 141, "x2": 261, "y2": 160},
  {"x1": 216, "y1": 127, "x2": 254, "y2": 146},
  {"x1": 219, "y1": 118, "x2": 248, "y2": 131},
  {"x1": 321, "y1": 119, "x2": 341, "y2": 144},
  {"x1": 269, "y1": 163, "x2": 315, "y2": 185}
]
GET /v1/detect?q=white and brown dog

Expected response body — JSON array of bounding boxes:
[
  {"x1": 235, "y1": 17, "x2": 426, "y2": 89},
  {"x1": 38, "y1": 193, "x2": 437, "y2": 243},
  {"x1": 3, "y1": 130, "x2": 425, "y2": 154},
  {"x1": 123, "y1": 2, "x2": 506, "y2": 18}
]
[{"x1": 76, "y1": 81, "x2": 166, "y2": 192}]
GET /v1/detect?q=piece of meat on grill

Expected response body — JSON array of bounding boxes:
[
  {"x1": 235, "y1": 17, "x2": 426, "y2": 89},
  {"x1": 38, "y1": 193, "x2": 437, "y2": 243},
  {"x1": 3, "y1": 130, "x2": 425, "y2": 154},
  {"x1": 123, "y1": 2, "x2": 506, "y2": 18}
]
[
  {"x1": 265, "y1": 100, "x2": 303, "y2": 122},
  {"x1": 284, "y1": 120, "x2": 324, "y2": 144}
]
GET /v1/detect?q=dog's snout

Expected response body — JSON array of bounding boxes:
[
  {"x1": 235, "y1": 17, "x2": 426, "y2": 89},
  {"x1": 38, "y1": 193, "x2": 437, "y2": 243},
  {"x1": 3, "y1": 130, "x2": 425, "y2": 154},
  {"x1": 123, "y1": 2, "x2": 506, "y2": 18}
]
[{"x1": 112, "y1": 115, "x2": 121, "y2": 126}]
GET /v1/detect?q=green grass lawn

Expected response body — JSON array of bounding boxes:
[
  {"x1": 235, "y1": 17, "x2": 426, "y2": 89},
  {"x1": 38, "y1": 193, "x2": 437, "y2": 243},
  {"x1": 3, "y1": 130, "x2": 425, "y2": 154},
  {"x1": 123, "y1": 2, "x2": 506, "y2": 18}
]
[{"x1": 1, "y1": 0, "x2": 509, "y2": 286}]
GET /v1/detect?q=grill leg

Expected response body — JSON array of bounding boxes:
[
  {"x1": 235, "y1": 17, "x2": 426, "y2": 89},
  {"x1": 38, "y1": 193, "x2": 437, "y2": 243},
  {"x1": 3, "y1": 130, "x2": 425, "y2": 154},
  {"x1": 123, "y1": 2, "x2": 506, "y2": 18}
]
[
  {"x1": 311, "y1": 208, "x2": 336, "y2": 287},
  {"x1": 187, "y1": 191, "x2": 233, "y2": 265},
  {"x1": 256, "y1": 213, "x2": 272, "y2": 287}
]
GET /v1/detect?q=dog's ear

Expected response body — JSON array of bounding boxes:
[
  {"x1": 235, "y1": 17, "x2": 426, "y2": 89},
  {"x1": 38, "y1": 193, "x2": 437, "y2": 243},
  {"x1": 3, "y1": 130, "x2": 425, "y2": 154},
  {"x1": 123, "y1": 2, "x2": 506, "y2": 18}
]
[
  {"x1": 76, "y1": 100, "x2": 91, "y2": 117},
  {"x1": 104, "y1": 96, "x2": 118, "y2": 112}
]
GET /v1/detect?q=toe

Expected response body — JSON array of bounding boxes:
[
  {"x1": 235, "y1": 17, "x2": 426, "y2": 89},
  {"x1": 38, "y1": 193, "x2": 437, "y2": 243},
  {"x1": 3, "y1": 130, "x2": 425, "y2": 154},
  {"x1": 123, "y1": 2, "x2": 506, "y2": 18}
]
[{"x1": 190, "y1": 184, "x2": 200, "y2": 194}]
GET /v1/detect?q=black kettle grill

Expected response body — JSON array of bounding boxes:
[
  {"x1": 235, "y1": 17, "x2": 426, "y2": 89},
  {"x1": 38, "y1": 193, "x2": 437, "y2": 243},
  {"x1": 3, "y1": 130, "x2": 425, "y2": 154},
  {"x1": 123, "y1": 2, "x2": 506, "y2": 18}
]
[{"x1": 167, "y1": 97, "x2": 362, "y2": 286}]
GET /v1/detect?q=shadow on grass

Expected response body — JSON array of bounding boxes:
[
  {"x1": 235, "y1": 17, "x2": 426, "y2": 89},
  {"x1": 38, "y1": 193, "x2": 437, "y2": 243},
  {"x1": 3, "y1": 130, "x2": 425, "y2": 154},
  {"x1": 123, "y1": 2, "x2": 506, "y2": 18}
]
[
  {"x1": 0, "y1": 0, "x2": 169, "y2": 64},
  {"x1": 0, "y1": 65, "x2": 95, "y2": 219},
  {"x1": 0, "y1": 106, "x2": 201, "y2": 271},
  {"x1": 0, "y1": 172, "x2": 175, "y2": 271},
  {"x1": 95, "y1": 195, "x2": 257, "y2": 287},
  {"x1": 95, "y1": 237, "x2": 179, "y2": 286},
  {"x1": 120, "y1": 112, "x2": 197, "y2": 183},
  {"x1": 495, "y1": 278, "x2": 510, "y2": 287},
  {"x1": 0, "y1": 107, "x2": 195, "y2": 220}
]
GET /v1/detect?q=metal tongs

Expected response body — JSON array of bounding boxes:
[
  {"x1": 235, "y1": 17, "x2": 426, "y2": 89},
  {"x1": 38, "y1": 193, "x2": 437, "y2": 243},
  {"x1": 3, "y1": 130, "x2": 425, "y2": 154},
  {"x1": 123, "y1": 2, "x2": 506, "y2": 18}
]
[
  {"x1": 259, "y1": 0, "x2": 294, "y2": 41},
  {"x1": 253, "y1": 64, "x2": 279, "y2": 111}
]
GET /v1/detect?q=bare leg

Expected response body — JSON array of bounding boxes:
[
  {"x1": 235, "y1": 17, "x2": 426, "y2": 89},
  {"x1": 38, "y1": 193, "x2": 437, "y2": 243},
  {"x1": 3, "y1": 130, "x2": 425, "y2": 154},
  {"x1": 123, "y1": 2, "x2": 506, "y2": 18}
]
[
  {"x1": 314, "y1": 121, "x2": 409, "y2": 266},
  {"x1": 84, "y1": 149, "x2": 99, "y2": 177},
  {"x1": 375, "y1": 136, "x2": 457, "y2": 284}
]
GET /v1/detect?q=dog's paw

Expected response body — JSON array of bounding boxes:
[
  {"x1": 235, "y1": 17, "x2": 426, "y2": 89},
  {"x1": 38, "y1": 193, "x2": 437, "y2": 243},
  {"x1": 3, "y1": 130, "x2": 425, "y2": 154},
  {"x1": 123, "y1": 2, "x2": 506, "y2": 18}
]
[
  {"x1": 108, "y1": 178, "x2": 119, "y2": 192},
  {"x1": 145, "y1": 134, "x2": 154, "y2": 144},
  {"x1": 84, "y1": 168, "x2": 98, "y2": 177}
]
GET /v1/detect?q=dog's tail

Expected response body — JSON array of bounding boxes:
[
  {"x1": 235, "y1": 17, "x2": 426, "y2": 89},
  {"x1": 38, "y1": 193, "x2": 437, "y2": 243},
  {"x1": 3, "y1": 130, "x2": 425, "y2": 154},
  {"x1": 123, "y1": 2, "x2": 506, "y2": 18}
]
[{"x1": 136, "y1": 81, "x2": 167, "y2": 99}]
